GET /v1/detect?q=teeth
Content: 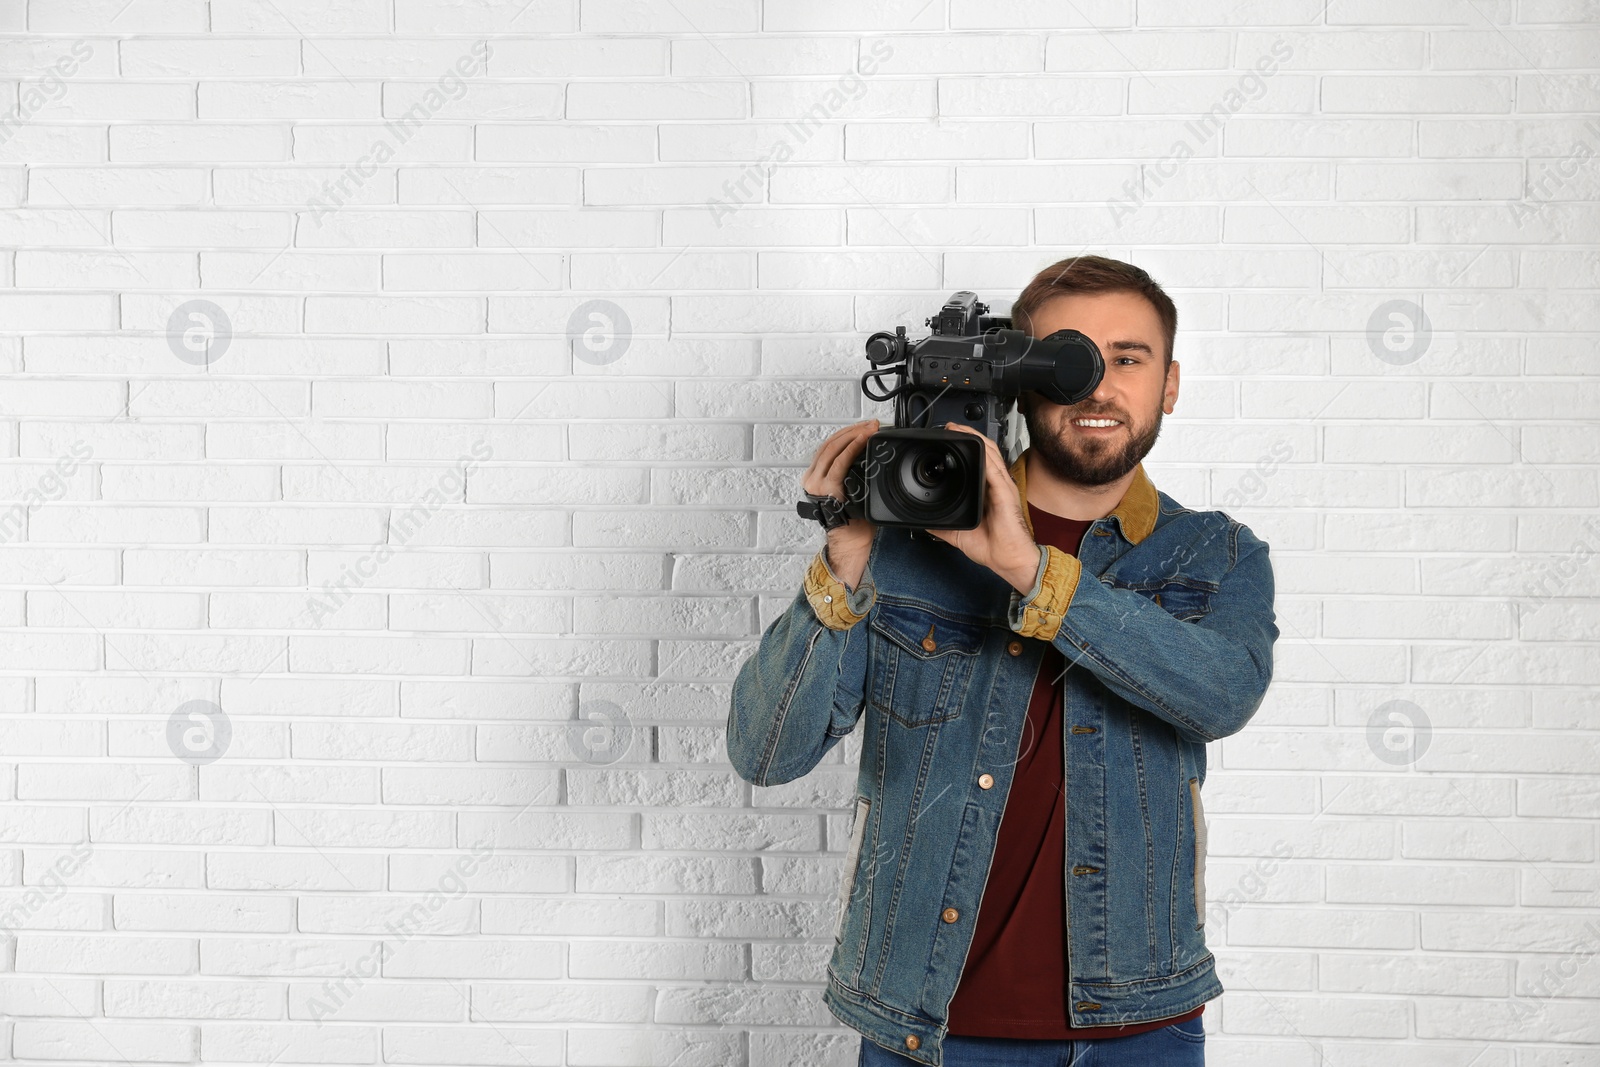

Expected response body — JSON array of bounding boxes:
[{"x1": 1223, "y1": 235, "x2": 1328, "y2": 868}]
[{"x1": 1075, "y1": 418, "x2": 1119, "y2": 427}]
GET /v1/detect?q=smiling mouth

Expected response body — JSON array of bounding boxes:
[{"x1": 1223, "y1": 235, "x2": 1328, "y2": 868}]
[{"x1": 1072, "y1": 417, "x2": 1122, "y2": 429}]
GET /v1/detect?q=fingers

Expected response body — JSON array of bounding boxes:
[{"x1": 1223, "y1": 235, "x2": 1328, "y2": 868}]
[
  {"x1": 924, "y1": 427, "x2": 1026, "y2": 560},
  {"x1": 804, "y1": 419, "x2": 874, "y2": 483},
  {"x1": 824, "y1": 418, "x2": 877, "y2": 448},
  {"x1": 826, "y1": 422, "x2": 876, "y2": 489},
  {"x1": 985, "y1": 440, "x2": 1016, "y2": 498},
  {"x1": 943, "y1": 422, "x2": 1010, "y2": 491},
  {"x1": 942, "y1": 423, "x2": 1024, "y2": 532},
  {"x1": 807, "y1": 422, "x2": 869, "y2": 480},
  {"x1": 803, "y1": 419, "x2": 879, "y2": 496},
  {"x1": 943, "y1": 421, "x2": 1004, "y2": 461}
]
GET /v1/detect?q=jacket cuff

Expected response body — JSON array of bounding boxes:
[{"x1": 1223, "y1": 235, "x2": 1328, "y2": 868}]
[
  {"x1": 803, "y1": 546, "x2": 874, "y2": 631},
  {"x1": 1008, "y1": 544, "x2": 1082, "y2": 641}
]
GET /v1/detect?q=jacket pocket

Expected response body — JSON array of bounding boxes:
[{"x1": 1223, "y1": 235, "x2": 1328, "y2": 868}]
[
  {"x1": 1110, "y1": 577, "x2": 1215, "y2": 622},
  {"x1": 868, "y1": 598, "x2": 988, "y2": 727},
  {"x1": 1189, "y1": 777, "x2": 1207, "y2": 928},
  {"x1": 835, "y1": 795, "x2": 871, "y2": 943}
]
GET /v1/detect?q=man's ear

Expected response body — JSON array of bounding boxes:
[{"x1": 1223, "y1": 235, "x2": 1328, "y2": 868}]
[{"x1": 1162, "y1": 359, "x2": 1180, "y2": 415}]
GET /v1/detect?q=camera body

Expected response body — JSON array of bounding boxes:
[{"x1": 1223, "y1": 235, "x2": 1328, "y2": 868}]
[{"x1": 835, "y1": 291, "x2": 1106, "y2": 530}]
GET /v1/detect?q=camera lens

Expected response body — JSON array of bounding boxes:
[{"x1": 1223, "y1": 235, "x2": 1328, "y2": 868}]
[
  {"x1": 870, "y1": 433, "x2": 983, "y2": 529},
  {"x1": 895, "y1": 443, "x2": 965, "y2": 517},
  {"x1": 912, "y1": 449, "x2": 952, "y2": 490}
]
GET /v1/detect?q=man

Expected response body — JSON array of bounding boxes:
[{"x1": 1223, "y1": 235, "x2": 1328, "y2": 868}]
[{"x1": 726, "y1": 256, "x2": 1279, "y2": 1067}]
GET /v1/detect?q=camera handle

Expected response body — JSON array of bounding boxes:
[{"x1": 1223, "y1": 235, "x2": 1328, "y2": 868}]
[{"x1": 796, "y1": 492, "x2": 852, "y2": 530}]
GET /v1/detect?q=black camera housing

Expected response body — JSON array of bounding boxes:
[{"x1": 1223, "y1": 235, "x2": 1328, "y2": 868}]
[
  {"x1": 834, "y1": 291, "x2": 1106, "y2": 530},
  {"x1": 841, "y1": 427, "x2": 987, "y2": 530}
]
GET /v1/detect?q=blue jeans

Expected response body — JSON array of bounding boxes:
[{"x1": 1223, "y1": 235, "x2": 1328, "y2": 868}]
[{"x1": 858, "y1": 1015, "x2": 1205, "y2": 1066}]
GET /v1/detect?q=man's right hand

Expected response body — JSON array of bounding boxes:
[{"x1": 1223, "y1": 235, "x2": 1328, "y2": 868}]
[{"x1": 800, "y1": 418, "x2": 879, "y2": 592}]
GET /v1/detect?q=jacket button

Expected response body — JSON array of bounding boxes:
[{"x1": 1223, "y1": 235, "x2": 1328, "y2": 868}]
[
  {"x1": 921, "y1": 636, "x2": 937, "y2": 652},
  {"x1": 978, "y1": 773, "x2": 993, "y2": 789},
  {"x1": 941, "y1": 907, "x2": 959, "y2": 923},
  {"x1": 1007, "y1": 641, "x2": 1022, "y2": 656},
  {"x1": 905, "y1": 1035, "x2": 920, "y2": 1051},
  {"x1": 822, "y1": 594, "x2": 833, "y2": 603}
]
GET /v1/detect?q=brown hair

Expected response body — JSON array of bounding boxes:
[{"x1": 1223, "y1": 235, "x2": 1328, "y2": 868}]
[{"x1": 1010, "y1": 255, "x2": 1177, "y2": 368}]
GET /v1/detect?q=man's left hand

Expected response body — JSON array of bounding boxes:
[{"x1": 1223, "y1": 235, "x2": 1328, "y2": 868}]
[{"x1": 926, "y1": 424, "x2": 1043, "y2": 595}]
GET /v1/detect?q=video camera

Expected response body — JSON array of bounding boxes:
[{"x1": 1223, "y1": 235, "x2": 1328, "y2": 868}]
[{"x1": 798, "y1": 291, "x2": 1105, "y2": 531}]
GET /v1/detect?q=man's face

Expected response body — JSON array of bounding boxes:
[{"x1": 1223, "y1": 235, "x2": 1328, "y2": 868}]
[{"x1": 1018, "y1": 290, "x2": 1179, "y2": 487}]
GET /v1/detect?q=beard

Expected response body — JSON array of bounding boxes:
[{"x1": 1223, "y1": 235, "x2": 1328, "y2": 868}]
[{"x1": 1020, "y1": 394, "x2": 1163, "y2": 487}]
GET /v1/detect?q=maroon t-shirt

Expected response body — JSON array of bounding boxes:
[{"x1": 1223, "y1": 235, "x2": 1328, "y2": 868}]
[{"x1": 944, "y1": 502, "x2": 1205, "y2": 1039}]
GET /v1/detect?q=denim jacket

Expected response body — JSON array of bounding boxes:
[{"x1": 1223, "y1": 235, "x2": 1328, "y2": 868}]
[{"x1": 726, "y1": 452, "x2": 1279, "y2": 1066}]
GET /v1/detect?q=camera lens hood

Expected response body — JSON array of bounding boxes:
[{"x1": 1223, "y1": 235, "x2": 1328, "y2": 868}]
[{"x1": 1013, "y1": 328, "x2": 1105, "y2": 406}]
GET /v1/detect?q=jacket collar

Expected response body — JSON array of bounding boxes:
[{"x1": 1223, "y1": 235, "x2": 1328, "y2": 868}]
[{"x1": 1008, "y1": 450, "x2": 1159, "y2": 545}]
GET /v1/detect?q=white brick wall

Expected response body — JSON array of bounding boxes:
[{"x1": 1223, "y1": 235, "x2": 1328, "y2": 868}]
[{"x1": 0, "y1": 2, "x2": 1597, "y2": 1064}]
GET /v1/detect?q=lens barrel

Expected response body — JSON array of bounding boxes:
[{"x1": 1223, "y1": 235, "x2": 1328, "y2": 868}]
[
  {"x1": 855, "y1": 428, "x2": 985, "y2": 530},
  {"x1": 992, "y1": 327, "x2": 1104, "y2": 406}
]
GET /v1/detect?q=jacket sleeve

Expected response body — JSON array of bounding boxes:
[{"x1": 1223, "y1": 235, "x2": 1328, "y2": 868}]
[
  {"x1": 1008, "y1": 521, "x2": 1278, "y2": 745},
  {"x1": 726, "y1": 539, "x2": 877, "y2": 787}
]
